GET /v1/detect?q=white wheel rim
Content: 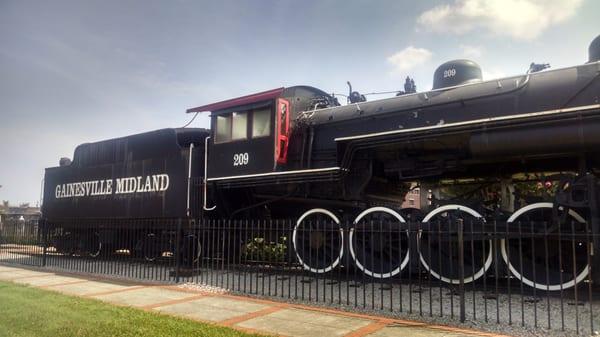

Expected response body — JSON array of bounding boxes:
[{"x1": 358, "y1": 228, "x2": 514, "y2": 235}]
[
  {"x1": 418, "y1": 204, "x2": 493, "y2": 284},
  {"x1": 500, "y1": 202, "x2": 590, "y2": 291},
  {"x1": 184, "y1": 236, "x2": 202, "y2": 264},
  {"x1": 144, "y1": 233, "x2": 158, "y2": 262},
  {"x1": 89, "y1": 232, "x2": 102, "y2": 258},
  {"x1": 349, "y1": 207, "x2": 410, "y2": 278},
  {"x1": 194, "y1": 239, "x2": 202, "y2": 263},
  {"x1": 292, "y1": 208, "x2": 343, "y2": 274}
]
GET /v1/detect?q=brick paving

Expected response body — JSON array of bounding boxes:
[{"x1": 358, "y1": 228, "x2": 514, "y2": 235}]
[{"x1": 0, "y1": 265, "x2": 512, "y2": 337}]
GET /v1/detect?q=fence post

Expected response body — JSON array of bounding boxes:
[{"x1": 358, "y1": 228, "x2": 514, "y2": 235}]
[
  {"x1": 0, "y1": 218, "x2": 3, "y2": 258},
  {"x1": 586, "y1": 175, "x2": 600, "y2": 285},
  {"x1": 175, "y1": 218, "x2": 182, "y2": 283},
  {"x1": 458, "y1": 220, "x2": 466, "y2": 323},
  {"x1": 41, "y1": 219, "x2": 48, "y2": 267}
]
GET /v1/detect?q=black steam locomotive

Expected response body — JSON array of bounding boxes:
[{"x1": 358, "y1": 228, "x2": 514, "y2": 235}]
[{"x1": 43, "y1": 35, "x2": 600, "y2": 291}]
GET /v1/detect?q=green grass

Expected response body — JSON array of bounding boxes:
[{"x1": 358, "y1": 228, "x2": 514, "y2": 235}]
[{"x1": 0, "y1": 281, "x2": 265, "y2": 337}]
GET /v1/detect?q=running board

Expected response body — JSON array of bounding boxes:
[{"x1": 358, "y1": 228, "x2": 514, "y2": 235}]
[{"x1": 207, "y1": 167, "x2": 343, "y2": 188}]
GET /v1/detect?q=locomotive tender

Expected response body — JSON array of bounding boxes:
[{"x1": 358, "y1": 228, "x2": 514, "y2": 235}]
[{"x1": 43, "y1": 35, "x2": 600, "y2": 290}]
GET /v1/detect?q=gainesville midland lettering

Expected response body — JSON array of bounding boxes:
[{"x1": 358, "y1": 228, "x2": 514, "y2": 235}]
[
  {"x1": 115, "y1": 174, "x2": 169, "y2": 194},
  {"x1": 55, "y1": 174, "x2": 169, "y2": 199},
  {"x1": 55, "y1": 179, "x2": 112, "y2": 198}
]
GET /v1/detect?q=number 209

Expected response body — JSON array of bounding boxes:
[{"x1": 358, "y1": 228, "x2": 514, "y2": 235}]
[
  {"x1": 443, "y1": 68, "x2": 457, "y2": 78},
  {"x1": 233, "y1": 153, "x2": 249, "y2": 166}
]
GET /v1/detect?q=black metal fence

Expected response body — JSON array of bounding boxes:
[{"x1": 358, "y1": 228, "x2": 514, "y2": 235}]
[{"x1": 0, "y1": 217, "x2": 598, "y2": 335}]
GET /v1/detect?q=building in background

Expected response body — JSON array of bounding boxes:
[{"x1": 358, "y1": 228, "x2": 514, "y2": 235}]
[
  {"x1": 0, "y1": 201, "x2": 41, "y2": 225},
  {"x1": 401, "y1": 187, "x2": 420, "y2": 209}
]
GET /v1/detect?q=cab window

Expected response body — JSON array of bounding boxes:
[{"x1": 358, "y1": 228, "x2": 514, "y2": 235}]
[
  {"x1": 252, "y1": 108, "x2": 271, "y2": 138},
  {"x1": 215, "y1": 112, "x2": 248, "y2": 143},
  {"x1": 231, "y1": 112, "x2": 247, "y2": 140},
  {"x1": 216, "y1": 115, "x2": 232, "y2": 143},
  {"x1": 214, "y1": 107, "x2": 272, "y2": 143}
]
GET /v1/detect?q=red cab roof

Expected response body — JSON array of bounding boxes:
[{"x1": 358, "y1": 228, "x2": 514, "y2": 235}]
[{"x1": 186, "y1": 87, "x2": 284, "y2": 113}]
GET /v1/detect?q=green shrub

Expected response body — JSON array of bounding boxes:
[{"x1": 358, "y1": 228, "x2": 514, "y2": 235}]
[{"x1": 241, "y1": 236, "x2": 287, "y2": 262}]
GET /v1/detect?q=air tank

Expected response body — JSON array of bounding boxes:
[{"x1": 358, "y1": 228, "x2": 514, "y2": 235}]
[{"x1": 469, "y1": 120, "x2": 600, "y2": 157}]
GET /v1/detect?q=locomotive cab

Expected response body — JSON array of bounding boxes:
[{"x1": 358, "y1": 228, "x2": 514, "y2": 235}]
[{"x1": 187, "y1": 88, "x2": 290, "y2": 180}]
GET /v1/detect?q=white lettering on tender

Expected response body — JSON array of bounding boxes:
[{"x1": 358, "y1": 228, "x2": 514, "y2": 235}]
[{"x1": 54, "y1": 174, "x2": 170, "y2": 199}]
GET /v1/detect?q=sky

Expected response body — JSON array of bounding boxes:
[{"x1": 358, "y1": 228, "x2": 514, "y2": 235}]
[{"x1": 0, "y1": 0, "x2": 598, "y2": 205}]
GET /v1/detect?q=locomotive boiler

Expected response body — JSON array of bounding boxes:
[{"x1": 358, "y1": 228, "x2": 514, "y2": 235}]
[{"x1": 43, "y1": 35, "x2": 600, "y2": 291}]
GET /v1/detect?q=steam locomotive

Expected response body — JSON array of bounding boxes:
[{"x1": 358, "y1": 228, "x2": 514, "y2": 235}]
[{"x1": 43, "y1": 35, "x2": 600, "y2": 291}]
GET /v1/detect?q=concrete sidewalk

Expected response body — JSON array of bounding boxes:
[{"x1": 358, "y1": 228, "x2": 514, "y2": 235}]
[{"x1": 0, "y1": 265, "x2": 511, "y2": 337}]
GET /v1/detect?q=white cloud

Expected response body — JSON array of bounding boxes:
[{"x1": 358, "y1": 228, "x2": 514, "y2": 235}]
[
  {"x1": 417, "y1": 0, "x2": 583, "y2": 40},
  {"x1": 460, "y1": 44, "x2": 483, "y2": 58},
  {"x1": 387, "y1": 46, "x2": 432, "y2": 74},
  {"x1": 482, "y1": 68, "x2": 506, "y2": 80}
]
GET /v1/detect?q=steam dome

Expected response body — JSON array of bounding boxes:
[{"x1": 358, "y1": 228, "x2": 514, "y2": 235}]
[
  {"x1": 589, "y1": 35, "x2": 600, "y2": 63},
  {"x1": 433, "y1": 59, "x2": 482, "y2": 90}
]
